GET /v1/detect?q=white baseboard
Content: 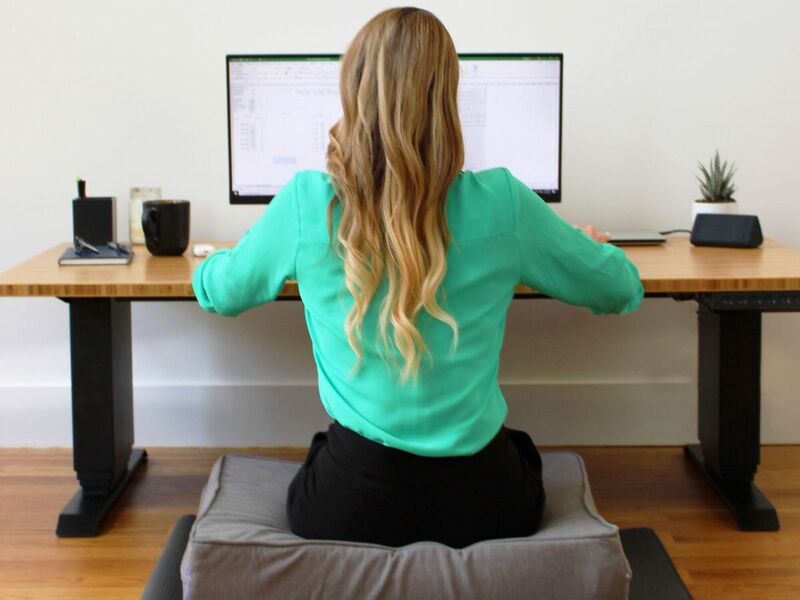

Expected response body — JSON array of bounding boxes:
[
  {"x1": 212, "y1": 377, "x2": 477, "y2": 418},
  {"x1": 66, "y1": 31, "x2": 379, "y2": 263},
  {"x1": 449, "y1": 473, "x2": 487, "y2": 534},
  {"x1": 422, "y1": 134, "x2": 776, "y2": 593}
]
[{"x1": 0, "y1": 381, "x2": 705, "y2": 447}]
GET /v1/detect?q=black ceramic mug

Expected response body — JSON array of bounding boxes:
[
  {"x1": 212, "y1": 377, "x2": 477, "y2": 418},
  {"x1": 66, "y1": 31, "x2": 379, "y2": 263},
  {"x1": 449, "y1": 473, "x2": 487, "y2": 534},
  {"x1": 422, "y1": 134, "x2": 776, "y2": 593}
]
[{"x1": 142, "y1": 200, "x2": 191, "y2": 256}]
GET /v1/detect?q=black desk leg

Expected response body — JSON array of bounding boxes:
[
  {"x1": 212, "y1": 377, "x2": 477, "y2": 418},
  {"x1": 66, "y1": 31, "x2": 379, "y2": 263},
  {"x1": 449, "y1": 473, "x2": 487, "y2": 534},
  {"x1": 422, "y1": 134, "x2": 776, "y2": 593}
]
[
  {"x1": 56, "y1": 299, "x2": 147, "y2": 537},
  {"x1": 685, "y1": 303, "x2": 779, "y2": 531}
]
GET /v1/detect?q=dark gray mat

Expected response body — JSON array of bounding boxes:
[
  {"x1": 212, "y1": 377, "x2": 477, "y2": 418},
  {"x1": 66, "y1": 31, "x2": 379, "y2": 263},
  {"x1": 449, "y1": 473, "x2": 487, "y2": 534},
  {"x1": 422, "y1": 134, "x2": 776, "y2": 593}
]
[
  {"x1": 141, "y1": 515, "x2": 195, "y2": 600},
  {"x1": 620, "y1": 528, "x2": 693, "y2": 599},
  {"x1": 141, "y1": 520, "x2": 692, "y2": 599}
]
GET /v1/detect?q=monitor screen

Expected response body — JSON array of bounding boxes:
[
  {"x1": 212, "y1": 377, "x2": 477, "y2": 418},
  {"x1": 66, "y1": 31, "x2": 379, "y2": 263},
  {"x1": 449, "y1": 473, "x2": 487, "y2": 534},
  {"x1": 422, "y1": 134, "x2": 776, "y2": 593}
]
[{"x1": 227, "y1": 53, "x2": 562, "y2": 204}]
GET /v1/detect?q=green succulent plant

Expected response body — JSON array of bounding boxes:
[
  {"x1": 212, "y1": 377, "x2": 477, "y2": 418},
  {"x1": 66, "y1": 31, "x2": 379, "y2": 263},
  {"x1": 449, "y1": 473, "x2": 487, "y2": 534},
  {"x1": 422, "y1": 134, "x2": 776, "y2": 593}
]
[{"x1": 697, "y1": 150, "x2": 737, "y2": 202}]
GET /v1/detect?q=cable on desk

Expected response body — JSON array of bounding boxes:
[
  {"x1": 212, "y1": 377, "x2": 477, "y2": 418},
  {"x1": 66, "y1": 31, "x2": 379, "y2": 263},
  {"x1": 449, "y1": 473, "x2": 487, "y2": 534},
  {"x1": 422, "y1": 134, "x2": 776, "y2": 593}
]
[{"x1": 658, "y1": 229, "x2": 692, "y2": 235}]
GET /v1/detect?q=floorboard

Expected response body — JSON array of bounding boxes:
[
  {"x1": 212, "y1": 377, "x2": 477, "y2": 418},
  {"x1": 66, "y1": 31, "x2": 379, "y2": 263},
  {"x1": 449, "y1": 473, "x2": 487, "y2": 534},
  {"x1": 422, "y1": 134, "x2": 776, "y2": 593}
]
[{"x1": 1, "y1": 446, "x2": 799, "y2": 599}]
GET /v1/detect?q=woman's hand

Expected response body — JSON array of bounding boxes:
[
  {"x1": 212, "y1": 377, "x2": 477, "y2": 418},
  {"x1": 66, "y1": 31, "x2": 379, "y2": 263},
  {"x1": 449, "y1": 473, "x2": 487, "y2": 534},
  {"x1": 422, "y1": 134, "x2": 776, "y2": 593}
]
[{"x1": 577, "y1": 224, "x2": 611, "y2": 244}]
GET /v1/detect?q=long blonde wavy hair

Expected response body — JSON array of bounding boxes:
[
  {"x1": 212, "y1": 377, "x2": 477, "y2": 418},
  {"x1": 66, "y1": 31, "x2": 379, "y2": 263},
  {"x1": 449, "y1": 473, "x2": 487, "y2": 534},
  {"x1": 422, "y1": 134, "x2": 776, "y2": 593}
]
[{"x1": 326, "y1": 7, "x2": 464, "y2": 383}]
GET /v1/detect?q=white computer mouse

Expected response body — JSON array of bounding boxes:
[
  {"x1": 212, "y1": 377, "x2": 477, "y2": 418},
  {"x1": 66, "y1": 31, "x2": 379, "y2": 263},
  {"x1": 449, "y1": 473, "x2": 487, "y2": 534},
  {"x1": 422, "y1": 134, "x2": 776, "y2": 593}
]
[{"x1": 192, "y1": 243, "x2": 216, "y2": 257}]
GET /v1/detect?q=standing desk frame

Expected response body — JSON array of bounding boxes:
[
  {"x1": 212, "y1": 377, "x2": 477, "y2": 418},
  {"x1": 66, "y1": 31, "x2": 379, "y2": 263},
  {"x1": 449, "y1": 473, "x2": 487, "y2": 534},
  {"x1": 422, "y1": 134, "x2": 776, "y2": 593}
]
[{"x1": 2, "y1": 239, "x2": 800, "y2": 536}]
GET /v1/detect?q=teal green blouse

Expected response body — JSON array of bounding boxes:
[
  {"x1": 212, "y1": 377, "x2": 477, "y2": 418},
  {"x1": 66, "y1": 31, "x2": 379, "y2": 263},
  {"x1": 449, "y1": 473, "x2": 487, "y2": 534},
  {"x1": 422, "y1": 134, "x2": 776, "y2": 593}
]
[{"x1": 193, "y1": 169, "x2": 643, "y2": 456}]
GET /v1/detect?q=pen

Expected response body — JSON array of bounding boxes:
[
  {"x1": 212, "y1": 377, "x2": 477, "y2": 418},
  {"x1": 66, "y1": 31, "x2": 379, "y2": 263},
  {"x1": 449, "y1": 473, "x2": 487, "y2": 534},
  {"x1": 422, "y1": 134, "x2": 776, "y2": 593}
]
[
  {"x1": 74, "y1": 236, "x2": 99, "y2": 254},
  {"x1": 77, "y1": 177, "x2": 86, "y2": 199},
  {"x1": 108, "y1": 241, "x2": 130, "y2": 256}
]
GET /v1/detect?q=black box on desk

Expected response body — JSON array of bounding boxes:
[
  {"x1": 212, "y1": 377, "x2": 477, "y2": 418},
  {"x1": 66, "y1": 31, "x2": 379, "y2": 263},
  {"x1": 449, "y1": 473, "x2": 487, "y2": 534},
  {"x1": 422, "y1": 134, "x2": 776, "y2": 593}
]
[
  {"x1": 691, "y1": 214, "x2": 763, "y2": 249},
  {"x1": 73, "y1": 197, "x2": 116, "y2": 245}
]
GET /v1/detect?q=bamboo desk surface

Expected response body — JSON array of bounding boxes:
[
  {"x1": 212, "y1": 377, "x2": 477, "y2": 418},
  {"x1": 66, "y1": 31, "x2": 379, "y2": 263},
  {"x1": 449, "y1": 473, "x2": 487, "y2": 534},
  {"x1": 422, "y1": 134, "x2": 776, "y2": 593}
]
[{"x1": 1, "y1": 238, "x2": 799, "y2": 299}]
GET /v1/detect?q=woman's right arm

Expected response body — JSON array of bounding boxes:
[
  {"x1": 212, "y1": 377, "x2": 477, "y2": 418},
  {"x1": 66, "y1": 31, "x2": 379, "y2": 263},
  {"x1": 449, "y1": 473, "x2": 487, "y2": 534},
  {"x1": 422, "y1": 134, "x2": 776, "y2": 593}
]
[{"x1": 506, "y1": 168, "x2": 643, "y2": 315}]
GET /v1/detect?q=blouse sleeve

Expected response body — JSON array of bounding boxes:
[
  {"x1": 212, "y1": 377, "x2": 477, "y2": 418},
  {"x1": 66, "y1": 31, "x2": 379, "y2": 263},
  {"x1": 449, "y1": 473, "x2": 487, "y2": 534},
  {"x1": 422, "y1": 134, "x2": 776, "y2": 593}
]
[
  {"x1": 507, "y1": 168, "x2": 643, "y2": 315},
  {"x1": 192, "y1": 173, "x2": 300, "y2": 316}
]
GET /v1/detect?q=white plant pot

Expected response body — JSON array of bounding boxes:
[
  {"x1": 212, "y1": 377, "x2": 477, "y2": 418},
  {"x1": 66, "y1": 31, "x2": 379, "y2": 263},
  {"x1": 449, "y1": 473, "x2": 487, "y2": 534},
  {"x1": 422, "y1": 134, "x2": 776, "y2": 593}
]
[{"x1": 692, "y1": 200, "x2": 737, "y2": 223}]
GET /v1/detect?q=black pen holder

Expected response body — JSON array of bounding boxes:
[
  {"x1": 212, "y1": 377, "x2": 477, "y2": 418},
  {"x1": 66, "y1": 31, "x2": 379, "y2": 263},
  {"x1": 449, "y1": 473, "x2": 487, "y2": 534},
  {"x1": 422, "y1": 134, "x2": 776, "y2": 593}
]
[{"x1": 73, "y1": 197, "x2": 116, "y2": 246}]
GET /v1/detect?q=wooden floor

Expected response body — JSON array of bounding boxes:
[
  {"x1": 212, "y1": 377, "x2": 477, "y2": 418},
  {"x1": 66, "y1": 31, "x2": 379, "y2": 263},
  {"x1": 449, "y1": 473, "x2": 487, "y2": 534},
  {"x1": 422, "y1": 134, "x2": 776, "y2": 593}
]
[{"x1": 1, "y1": 446, "x2": 799, "y2": 599}]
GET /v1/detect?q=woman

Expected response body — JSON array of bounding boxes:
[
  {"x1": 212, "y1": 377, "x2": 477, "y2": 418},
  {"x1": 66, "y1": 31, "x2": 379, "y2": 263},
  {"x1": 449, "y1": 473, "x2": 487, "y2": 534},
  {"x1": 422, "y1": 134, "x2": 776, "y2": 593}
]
[{"x1": 193, "y1": 7, "x2": 643, "y2": 548}]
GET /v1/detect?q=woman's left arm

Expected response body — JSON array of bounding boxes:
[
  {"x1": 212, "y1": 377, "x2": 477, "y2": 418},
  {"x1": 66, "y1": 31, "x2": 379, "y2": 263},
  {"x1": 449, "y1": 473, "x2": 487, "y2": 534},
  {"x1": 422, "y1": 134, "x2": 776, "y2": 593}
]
[{"x1": 192, "y1": 174, "x2": 300, "y2": 316}]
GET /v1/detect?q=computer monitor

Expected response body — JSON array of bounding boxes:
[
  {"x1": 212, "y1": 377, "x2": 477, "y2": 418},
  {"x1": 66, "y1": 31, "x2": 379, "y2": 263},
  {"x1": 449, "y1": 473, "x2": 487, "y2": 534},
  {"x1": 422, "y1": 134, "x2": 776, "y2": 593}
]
[{"x1": 227, "y1": 53, "x2": 562, "y2": 204}]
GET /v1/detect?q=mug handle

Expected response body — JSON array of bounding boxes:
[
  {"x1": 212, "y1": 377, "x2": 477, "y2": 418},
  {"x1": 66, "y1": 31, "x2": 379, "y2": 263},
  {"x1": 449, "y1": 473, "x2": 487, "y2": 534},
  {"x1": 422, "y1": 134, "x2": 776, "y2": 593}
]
[{"x1": 142, "y1": 207, "x2": 160, "y2": 243}]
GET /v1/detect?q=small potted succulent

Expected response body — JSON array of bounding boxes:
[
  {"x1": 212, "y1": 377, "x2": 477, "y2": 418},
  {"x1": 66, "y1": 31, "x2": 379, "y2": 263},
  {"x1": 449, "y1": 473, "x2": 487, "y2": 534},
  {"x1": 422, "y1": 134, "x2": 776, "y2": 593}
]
[{"x1": 693, "y1": 150, "x2": 737, "y2": 221}]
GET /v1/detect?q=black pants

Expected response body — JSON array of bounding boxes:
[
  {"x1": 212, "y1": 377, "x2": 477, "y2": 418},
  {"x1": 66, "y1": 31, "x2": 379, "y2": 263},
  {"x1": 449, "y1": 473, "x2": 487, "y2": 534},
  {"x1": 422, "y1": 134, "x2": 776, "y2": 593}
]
[{"x1": 286, "y1": 422, "x2": 545, "y2": 548}]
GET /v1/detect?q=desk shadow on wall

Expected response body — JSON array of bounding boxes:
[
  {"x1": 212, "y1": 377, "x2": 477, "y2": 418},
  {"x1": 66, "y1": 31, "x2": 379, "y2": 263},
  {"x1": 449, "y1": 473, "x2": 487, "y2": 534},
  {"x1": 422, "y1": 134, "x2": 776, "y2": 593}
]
[
  {"x1": 130, "y1": 296, "x2": 702, "y2": 446},
  {"x1": 501, "y1": 298, "x2": 699, "y2": 446}
]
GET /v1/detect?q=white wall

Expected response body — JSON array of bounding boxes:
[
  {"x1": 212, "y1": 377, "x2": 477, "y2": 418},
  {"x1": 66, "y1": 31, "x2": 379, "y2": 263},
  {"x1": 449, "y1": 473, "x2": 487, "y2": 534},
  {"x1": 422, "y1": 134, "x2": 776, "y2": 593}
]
[{"x1": 1, "y1": 0, "x2": 798, "y2": 446}]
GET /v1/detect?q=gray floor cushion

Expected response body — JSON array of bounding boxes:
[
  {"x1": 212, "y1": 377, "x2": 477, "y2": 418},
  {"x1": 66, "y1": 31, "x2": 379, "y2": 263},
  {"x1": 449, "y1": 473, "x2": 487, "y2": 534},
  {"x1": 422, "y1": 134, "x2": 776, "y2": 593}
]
[{"x1": 180, "y1": 451, "x2": 631, "y2": 599}]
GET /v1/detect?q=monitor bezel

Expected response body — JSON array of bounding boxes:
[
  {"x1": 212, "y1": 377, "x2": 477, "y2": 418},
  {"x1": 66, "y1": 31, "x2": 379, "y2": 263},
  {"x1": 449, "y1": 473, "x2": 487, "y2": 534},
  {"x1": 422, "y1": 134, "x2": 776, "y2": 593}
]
[{"x1": 227, "y1": 53, "x2": 563, "y2": 204}]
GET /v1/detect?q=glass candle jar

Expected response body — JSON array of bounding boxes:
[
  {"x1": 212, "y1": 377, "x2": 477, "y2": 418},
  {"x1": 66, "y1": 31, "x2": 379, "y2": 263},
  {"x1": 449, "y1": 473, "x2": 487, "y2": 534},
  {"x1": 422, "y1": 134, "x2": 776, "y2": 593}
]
[{"x1": 129, "y1": 187, "x2": 161, "y2": 244}]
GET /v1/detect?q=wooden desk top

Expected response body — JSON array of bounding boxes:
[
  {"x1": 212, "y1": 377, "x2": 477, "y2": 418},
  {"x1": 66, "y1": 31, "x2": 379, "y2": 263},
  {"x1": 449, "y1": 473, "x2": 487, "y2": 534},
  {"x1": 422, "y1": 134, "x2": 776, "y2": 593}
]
[{"x1": 1, "y1": 238, "x2": 799, "y2": 298}]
